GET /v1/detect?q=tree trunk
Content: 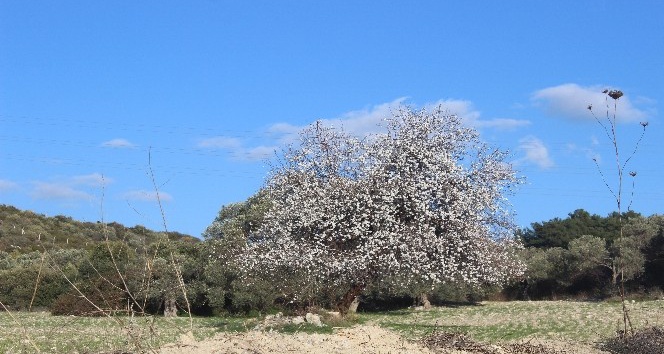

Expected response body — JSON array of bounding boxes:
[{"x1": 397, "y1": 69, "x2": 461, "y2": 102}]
[
  {"x1": 164, "y1": 296, "x2": 177, "y2": 317},
  {"x1": 420, "y1": 293, "x2": 432, "y2": 309},
  {"x1": 337, "y1": 284, "x2": 364, "y2": 316},
  {"x1": 348, "y1": 296, "x2": 360, "y2": 313},
  {"x1": 522, "y1": 280, "x2": 531, "y2": 301},
  {"x1": 611, "y1": 262, "x2": 619, "y2": 286}
]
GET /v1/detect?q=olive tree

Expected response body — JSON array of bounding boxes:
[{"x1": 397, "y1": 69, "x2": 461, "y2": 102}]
[
  {"x1": 569, "y1": 233, "x2": 648, "y2": 288},
  {"x1": 242, "y1": 107, "x2": 524, "y2": 314}
]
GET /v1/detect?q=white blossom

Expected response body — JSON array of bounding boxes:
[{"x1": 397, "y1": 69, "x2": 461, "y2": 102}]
[{"x1": 241, "y1": 107, "x2": 525, "y2": 310}]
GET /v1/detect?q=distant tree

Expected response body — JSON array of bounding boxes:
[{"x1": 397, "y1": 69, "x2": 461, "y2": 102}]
[
  {"x1": 242, "y1": 107, "x2": 524, "y2": 314},
  {"x1": 519, "y1": 246, "x2": 574, "y2": 299},
  {"x1": 520, "y1": 209, "x2": 640, "y2": 249},
  {"x1": 202, "y1": 191, "x2": 275, "y2": 313},
  {"x1": 567, "y1": 235, "x2": 613, "y2": 285},
  {"x1": 643, "y1": 215, "x2": 664, "y2": 289},
  {"x1": 203, "y1": 190, "x2": 270, "y2": 241}
]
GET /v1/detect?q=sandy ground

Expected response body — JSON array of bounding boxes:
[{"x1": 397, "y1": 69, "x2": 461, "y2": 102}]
[
  {"x1": 159, "y1": 325, "x2": 436, "y2": 354},
  {"x1": 158, "y1": 325, "x2": 609, "y2": 354}
]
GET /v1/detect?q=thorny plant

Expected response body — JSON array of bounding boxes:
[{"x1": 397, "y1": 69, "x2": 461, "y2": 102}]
[
  {"x1": 587, "y1": 89, "x2": 648, "y2": 337},
  {"x1": 1, "y1": 151, "x2": 194, "y2": 353}
]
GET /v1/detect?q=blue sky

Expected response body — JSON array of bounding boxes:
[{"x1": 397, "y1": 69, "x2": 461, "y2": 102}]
[{"x1": 1, "y1": 1, "x2": 662, "y2": 237}]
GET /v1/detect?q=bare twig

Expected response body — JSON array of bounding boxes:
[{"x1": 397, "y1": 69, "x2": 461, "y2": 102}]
[
  {"x1": 28, "y1": 251, "x2": 47, "y2": 312},
  {"x1": 148, "y1": 147, "x2": 194, "y2": 330}
]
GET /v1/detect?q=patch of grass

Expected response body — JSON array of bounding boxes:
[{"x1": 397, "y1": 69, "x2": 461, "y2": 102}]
[
  {"x1": 2, "y1": 300, "x2": 664, "y2": 352},
  {"x1": 381, "y1": 322, "x2": 472, "y2": 339},
  {"x1": 0, "y1": 312, "x2": 254, "y2": 353},
  {"x1": 205, "y1": 317, "x2": 259, "y2": 333},
  {"x1": 359, "y1": 300, "x2": 664, "y2": 346}
]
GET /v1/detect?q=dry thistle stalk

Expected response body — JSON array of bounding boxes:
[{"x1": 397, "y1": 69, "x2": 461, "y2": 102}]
[{"x1": 588, "y1": 88, "x2": 647, "y2": 337}]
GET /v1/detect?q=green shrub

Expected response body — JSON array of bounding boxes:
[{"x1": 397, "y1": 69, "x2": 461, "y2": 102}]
[{"x1": 50, "y1": 278, "x2": 126, "y2": 316}]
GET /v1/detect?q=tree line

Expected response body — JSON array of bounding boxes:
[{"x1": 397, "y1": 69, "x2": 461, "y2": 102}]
[
  {"x1": 513, "y1": 209, "x2": 664, "y2": 300},
  {"x1": 3, "y1": 202, "x2": 660, "y2": 317}
]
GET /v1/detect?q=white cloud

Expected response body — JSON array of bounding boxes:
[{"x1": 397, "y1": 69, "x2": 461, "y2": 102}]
[
  {"x1": 201, "y1": 97, "x2": 530, "y2": 162},
  {"x1": 196, "y1": 136, "x2": 276, "y2": 161},
  {"x1": 475, "y1": 118, "x2": 531, "y2": 130},
  {"x1": 567, "y1": 137, "x2": 602, "y2": 163},
  {"x1": 28, "y1": 173, "x2": 112, "y2": 202},
  {"x1": 426, "y1": 99, "x2": 481, "y2": 123},
  {"x1": 532, "y1": 83, "x2": 649, "y2": 122},
  {"x1": 197, "y1": 136, "x2": 243, "y2": 149},
  {"x1": 323, "y1": 97, "x2": 409, "y2": 136},
  {"x1": 319, "y1": 97, "x2": 529, "y2": 136},
  {"x1": 268, "y1": 123, "x2": 301, "y2": 134},
  {"x1": 71, "y1": 173, "x2": 112, "y2": 187},
  {"x1": 244, "y1": 146, "x2": 278, "y2": 161},
  {"x1": 259, "y1": 98, "x2": 411, "y2": 145},
  {"x1": 258, "y1": 98, "x2": 482, "y2": 147},
  {"x1": 31, "y1": 182, "x2": 93, "y2": 201},
  {"x1": 266, "y1": 123, "x2": 302, "y2": 146},
  {"x1": 517, "y1": 136, "x2": 554, "y2": 169},
  {"x1": 101, "y1": 138, "x2": 136, "y2": 148},
  {"x1": 123, "y1": 190, "x2": 173, "y2": 202},
  {"x1": 0, "y1": 179, "x2": 18, "y2": 192}
]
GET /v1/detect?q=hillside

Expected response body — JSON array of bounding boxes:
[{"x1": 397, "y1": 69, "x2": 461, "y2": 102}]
[{"x1": 0, "y1": 204, "x2": 198, "y2": 254}]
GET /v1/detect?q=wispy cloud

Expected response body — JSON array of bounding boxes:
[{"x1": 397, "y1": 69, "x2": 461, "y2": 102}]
[
  {"x1": 323, "y1": 98, "x2": 530, "y2": 135},
  {"x1": 198, "y1": 97, "x2": 530, "y2": 162},
  {"x1": 123, "y1": 190, "x2": 173, "y2": 202},
  {"x1": 567, "y1": 137, "x2": 602, "y2": 163},
  {"x1": 197, "y1": 136, "x2": 271, "y2": 161},
  {"x1": 101, "y1": 138, "x2": 136, "y2": 148},
  {"x1": 323, "y1": 97, "x2": 408, "y2": 136},
  {"x1": 517, "y1": 136, "x2": 554, "y2": 169},
  {"x1": 266, "y1": 123, "x2": 302, "y2": 146},
  {"x1": 199, "y1": 98, "x2": 480, "y2": 160},
  {"x1": 31, "y1": 182, "x2": 94, "y2": 201},
  {"x1": 532, "y1": 83, "x2": 650, "y2": 122},
  {"x1": 71, "y1": 173, "x2": 112, "y2": 187},
  {"x1": 244, "y1": 146, "x2": 278, "y2": 160},
  {"x1": 475, "y1": 118, "x2": 531, "y2": 130},
  {"x1": 197, "y1": 136, "x2": 242, "y2": 149},
  {"x1": 262, "y1": 98, "x2": 411, "y2": 145},
  {"x1": 0, "y1": 179, "x2": 18, "y2": 192},
  {"x1": 29, "y1": 173, "x2": 112, "y2": 202},
  {"x1": 427, "y1": 99, "x2": 481, "y2": 122}
]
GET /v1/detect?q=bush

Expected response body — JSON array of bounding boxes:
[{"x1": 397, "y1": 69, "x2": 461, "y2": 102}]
[
  {"x1": 0, "y1": 266, "x2": 69, "y2": 310},
  {"x1": 50, "y1": 278, "x2": 127, "y2": 316}
]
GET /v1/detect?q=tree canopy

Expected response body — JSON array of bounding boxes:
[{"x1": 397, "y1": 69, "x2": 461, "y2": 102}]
[
  {"x1": 241, "y1": 107, "x2": 525, "y2": 313},
  {"x1": 520, "y1": 209, "x2": 642, "y2": 248}
]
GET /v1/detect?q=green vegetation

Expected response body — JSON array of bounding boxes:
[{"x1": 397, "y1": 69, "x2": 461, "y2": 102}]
[
  {"x1": 0, "y1": 312, "x2": 249, "y2": 353},
  {"x1": 0, "y1": 204, "x2": 197, "y2": 254},
  {"x1": 0, "y1": 204, "x2": 205, "y2": 315},
  {"x1": 364, "y1": 301, "x2": 664, "y2": 343},
  {"x1": 515, "y1": 210, "x2": 664, "y2": 300},
  {"x1": 3, "y1": 201, "x2": 664, "y2": 317}
]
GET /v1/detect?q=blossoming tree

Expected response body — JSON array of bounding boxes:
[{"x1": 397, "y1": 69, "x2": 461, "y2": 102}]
[{"x1": 243, "y1": 107, "x2": 525, "y2": 314}]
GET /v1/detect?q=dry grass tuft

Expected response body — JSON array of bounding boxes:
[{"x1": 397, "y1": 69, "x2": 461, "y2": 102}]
[
  {"x1": 421, "y1": 330, "x2": 570, "y2": 354},
  {"x1": 600, "y1": 326, "x2": 664, "y2": 354}
]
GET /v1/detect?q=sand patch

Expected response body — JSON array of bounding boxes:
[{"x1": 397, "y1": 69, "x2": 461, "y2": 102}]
[
  {"x1": 159, "y1": 325, "x2": 436, "y2": 354},
  {"x1": 158, "y1": 325, "x2": 611, "y2": 354}
]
